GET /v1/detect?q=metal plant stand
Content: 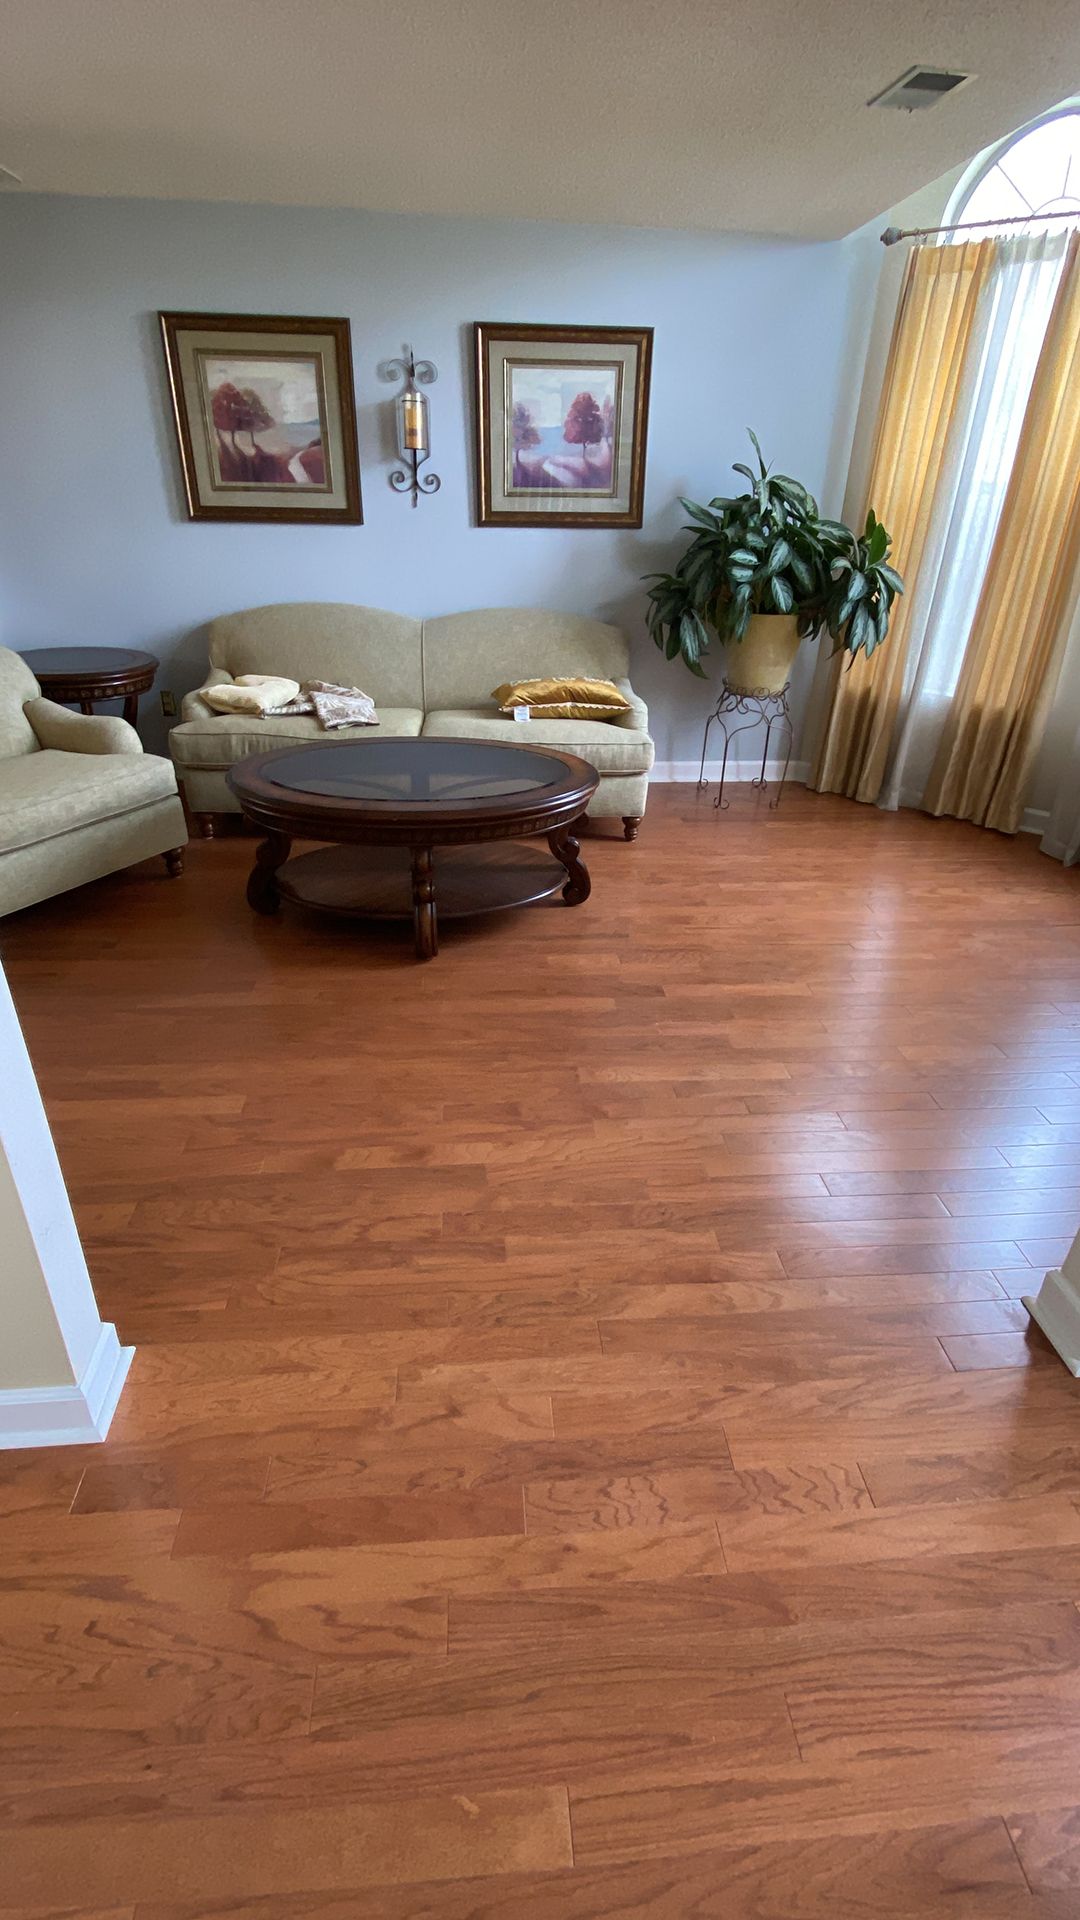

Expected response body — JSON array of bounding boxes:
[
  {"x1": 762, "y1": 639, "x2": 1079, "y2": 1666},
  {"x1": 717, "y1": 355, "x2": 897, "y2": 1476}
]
[{"x1": 696, "y1": 680, "x2": 795, "y2": 811}]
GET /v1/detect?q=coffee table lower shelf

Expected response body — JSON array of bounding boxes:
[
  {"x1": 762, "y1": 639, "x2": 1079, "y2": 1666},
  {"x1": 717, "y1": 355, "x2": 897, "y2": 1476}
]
[{"x1": 254, "y1": 840, "x2": 588, "y2": 958}]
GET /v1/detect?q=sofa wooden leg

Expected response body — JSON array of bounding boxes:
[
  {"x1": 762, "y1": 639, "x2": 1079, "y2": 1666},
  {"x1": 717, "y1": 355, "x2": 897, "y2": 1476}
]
[
  {"x1": 194, "y1": 812, "x2": 217, "y2": 840},
  {"x1": 163, "y1": 848, "x2": 185, "y2": 878},
  {"x1": 622, "y1": 816, "x2": 642, "y2": 842}
]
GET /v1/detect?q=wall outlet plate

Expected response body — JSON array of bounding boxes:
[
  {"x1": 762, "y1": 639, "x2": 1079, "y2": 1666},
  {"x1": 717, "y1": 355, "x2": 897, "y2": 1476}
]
[{"x1": 160, "y1": 690, "x2": 177, "y2": 718}]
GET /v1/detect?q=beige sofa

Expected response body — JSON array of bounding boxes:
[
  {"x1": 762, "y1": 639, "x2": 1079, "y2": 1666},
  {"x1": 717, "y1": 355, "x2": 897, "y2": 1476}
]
[
  {"x1": 0, "y1": 648, "x2": 187, "y2": 918},
  {"x1": 169, "y1": 603, "x2": 654, "y2": 838}
]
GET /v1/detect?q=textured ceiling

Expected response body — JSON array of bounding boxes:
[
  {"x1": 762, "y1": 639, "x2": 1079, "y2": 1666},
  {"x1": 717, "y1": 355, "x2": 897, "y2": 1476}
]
[{"x1": 1, "y1": 0, "x2": 1078, "y2": 238}]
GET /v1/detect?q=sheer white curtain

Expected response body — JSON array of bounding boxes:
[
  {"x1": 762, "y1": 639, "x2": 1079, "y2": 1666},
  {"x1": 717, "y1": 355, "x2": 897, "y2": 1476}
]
[{"x1": 877, "y1": 229, "x2": 1071, "y2": 810}]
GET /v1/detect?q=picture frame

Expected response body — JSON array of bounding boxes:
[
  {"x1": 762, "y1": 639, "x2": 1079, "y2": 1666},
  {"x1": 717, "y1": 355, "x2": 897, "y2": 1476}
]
[
  {"x1": 158, "y1": 311, "x2": 362, "y2": 524},
  {"x1": 474, "y1": 322, "x2": 653, "y2": 528}
]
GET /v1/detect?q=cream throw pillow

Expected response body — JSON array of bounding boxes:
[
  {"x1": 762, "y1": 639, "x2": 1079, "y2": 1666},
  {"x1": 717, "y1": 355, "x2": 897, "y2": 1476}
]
[{"x1": 202, "y1": 675, "x2": 301, "y2": 716}]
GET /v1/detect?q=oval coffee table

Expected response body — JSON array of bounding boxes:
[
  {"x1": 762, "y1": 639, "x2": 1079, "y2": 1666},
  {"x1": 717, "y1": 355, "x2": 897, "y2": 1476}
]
[{"x1": 227, "y1": 738, "x2": 599, "y2": 960}]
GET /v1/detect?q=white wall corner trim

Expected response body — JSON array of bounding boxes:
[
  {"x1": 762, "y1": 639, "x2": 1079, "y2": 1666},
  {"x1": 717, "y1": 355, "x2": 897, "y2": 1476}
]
[
  {"x1": 1024, "y1": 1268, "x2": 1080, "y2": 1379},
  {"x1": 0, "y1": 1323, "x2": 134, "y2": 1448}
]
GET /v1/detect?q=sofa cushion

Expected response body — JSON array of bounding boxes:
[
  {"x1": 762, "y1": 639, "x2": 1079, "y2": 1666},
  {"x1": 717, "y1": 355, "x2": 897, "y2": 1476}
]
[
  {"x1": 421, "y1": 708, "x2": 654, "y2": 775},
  {"x1": 209, "y1": 603, "x2": 424, "y2": 708},
  {"x1": 422, "y1": 609, "x2": 630, "y2": 710},
  {"x1": 170, "y1": 708, "x2": 425, "y2": 770},
  {"x1": 0, "y1": 749, "x2": 178, "y2": 855}
]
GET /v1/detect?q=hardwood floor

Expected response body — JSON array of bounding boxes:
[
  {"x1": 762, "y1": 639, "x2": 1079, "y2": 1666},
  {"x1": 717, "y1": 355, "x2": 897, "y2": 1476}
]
[{"x1": 1, "y1": 783, "x2": 1079, "y2": 1917}]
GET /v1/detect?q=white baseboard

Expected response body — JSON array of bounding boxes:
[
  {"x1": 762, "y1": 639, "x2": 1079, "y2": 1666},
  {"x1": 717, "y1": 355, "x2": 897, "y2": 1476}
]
[
  {"x1": 0, "y1": 1323, "x2": 134, "y2": 1449},
  {"x1": 1024, "y1": 1269, "x2": 1080, "y2": 1378},
  {"x1": 652, "y1": 759, "x2": 810, "y2": 785},
  {"x1": 1019, "y1": 806, "x2": 1050, "y2": 838}
]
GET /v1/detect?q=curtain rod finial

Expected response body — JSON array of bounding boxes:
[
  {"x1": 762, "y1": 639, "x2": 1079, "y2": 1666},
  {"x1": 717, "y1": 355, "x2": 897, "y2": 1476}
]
[{"x1": 880, "y1": 225, "x2": 904, "y2": 247}]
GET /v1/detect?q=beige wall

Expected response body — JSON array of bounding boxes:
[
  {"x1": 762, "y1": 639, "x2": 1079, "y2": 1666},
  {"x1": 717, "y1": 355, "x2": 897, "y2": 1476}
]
[
  {"x1": 0, "y1": 1146, "x2": 73, "y2": 1388},
  {"x1": 0, "y1": 962, "x2": 106, "y2": 1392}
]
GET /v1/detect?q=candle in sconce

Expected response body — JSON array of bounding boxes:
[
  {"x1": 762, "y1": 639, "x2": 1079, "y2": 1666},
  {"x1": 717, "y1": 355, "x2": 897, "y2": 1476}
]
[
  {"x1": 401, "y1": 390, "x2": 427, "y2": 452},
  {"x1": 387, "y1": 348, "x2": 440, "y2": 505}
]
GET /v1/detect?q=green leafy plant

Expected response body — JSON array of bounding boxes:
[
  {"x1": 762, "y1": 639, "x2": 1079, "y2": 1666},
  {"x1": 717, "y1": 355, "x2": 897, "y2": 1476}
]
[{"x1": 644, "y1": 432, "x2": 903, "y2": 676}]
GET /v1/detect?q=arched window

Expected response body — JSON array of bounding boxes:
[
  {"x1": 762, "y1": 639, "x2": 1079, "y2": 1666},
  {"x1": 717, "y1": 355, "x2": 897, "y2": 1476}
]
[
  {"x1": 869, "y1": 106, "x2": 1080, "y2": 812},
  {"x1": 947, "y1": 105, "x2": 1080, "y2": 232}
]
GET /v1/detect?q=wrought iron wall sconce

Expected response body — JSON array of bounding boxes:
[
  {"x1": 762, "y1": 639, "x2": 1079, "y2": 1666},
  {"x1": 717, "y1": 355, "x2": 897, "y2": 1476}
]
[{"x1": 384, "y1": 345, "x2": 440, "y2": 507}]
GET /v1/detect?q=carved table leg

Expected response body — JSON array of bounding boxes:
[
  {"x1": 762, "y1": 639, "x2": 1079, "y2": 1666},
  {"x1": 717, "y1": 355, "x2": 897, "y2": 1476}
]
[
  {"x1": 194, "y1": 812, "x2": 216, "y2": 840},
  {"x1": 246, "y1": 830, "x2": 291, "y2": 915},
  {"x1": 163, "y1": 848, "x2": 185, "y2": 878},
  {"x1": 622, "y1": 815, "x2": 642, "y2": 842},
  {"x1": 123, "y1": 691, "x2": 140, "y2": 728},
  {"x1": 411, "y1": 845, "x2": 438, "y2": 959},
  {"x1": 548, "y1": 820, "x2": 592, "y2": 906}
]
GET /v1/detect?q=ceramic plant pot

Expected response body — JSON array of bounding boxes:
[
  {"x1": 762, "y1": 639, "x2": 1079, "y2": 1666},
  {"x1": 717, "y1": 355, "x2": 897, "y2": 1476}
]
[{"x1": 723, "y1": 613, "x2": 801, "y2": 694}]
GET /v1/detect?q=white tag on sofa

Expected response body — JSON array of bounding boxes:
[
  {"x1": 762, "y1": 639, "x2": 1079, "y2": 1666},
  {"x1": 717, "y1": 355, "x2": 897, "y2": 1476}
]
[{"x1": 512, "y1": 705, "x2": 531, "y2": 723}]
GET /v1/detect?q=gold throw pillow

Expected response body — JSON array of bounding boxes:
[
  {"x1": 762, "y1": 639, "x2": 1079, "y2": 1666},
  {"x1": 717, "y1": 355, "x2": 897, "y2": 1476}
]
[
  {"x1": 509, "y1": 701, "x2": 629, "y2": 720},
  {"x1": 492, "y1": 676, "x2": 630, "y2": 714}
]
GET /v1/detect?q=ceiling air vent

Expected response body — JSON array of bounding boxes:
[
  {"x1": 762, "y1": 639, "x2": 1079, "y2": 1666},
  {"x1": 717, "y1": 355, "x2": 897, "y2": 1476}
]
[
  {"x1": 868, "y1": 67, "x2": 973, "y2": 112},
  {"x1": 0, "y1": 164, "x2": 22, "y2": 187}
]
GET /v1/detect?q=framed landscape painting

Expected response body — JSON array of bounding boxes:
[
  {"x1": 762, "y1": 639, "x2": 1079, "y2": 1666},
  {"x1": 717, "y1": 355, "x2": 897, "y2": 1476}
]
[
  {"x1": 474, "y1": 322, "x2": 653, "y2": 527},
  {"x1": 159, "y1": 312, "x2": 362, "y2": 523}
]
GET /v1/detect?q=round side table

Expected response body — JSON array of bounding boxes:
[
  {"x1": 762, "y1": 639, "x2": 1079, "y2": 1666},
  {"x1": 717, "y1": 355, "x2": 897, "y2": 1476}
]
[{"x1": 20, "y1": 647, "x2": 159, "y2": 728}]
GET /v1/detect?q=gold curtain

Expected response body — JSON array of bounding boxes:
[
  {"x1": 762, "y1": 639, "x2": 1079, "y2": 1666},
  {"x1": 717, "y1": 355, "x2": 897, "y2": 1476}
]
[
  {"x1": 924, "y1": 231, "x2": 1080, "y2": 832},
  {"x1": 812, "y1": 240, "x2": 995, "y2": 801}
]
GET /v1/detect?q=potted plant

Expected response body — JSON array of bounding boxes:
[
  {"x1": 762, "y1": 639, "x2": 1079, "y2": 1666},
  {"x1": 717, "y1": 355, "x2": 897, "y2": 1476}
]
[{"x1": 644, "y1": 432, "x2": 903, "y2": 692}]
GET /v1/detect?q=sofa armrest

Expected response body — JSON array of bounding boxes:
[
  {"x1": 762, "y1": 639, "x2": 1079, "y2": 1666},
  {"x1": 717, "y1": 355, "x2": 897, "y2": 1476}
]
[
  {"x1": 181, "y1": 667, "x2": 234, "y2": 723},
  {"x1": 25, "y1": 697, "x2": 144, "y2": 757},
  {"x1": 612, "y1": 677, "x2": 650, "y2": 733}
]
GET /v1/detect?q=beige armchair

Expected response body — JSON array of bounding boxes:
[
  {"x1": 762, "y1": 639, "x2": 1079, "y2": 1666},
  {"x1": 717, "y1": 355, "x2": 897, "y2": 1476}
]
[{"x1": 0, "y1": 647, "x2": 187, "y2": 918}]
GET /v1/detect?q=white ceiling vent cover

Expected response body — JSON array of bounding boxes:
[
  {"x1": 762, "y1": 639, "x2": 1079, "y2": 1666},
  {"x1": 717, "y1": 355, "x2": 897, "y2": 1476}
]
[{"x1": 868, "y1": 67, "x2": 974, "y2": 112}]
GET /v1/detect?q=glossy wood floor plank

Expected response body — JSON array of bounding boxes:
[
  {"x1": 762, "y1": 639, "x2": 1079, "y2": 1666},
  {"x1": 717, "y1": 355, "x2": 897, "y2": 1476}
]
[
  {"x1": 2, "y1": 786, "x2": 1079, "y2": 1912},
  {"x1": 567, "y1": 1732, "x2": 1080, "y2": 1868},
  {"x1": 447, "y1": 1543, "x2": 1080, "y2": 1653},
  {"x1": 0, "y1": 1453, "x2": 87, "y2": 1517},
  {"x1": 130, "y1": 1865, "x2": 1080, "y2": 1920},
  {"x1": 716, "y1": 1493, "x2": 1080, "y2": 1572},
  {"x1": 858, "y1": 1442, "x2": 1080, "y2": 1509},
  {"x1": 1007, "y1": 1804, "x2": 1080, "y2": 1891},
  {"x1": 1, "y1": 1785, "x2": 572, "y2": 1908},
  {"x1": 522, "y1": 1460, "x2": 869, "y2": 1532}
]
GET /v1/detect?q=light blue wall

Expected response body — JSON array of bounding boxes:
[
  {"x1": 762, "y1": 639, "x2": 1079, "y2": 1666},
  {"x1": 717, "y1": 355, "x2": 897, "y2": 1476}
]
[{"x1": 0, "y1": 192, "x2": 879, "y2": 761}]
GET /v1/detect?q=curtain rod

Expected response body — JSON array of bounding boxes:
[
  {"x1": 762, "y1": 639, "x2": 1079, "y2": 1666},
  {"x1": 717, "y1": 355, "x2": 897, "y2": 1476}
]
[{"x1": 881, "y1": 208, "x2": 1079, "y2": 245}]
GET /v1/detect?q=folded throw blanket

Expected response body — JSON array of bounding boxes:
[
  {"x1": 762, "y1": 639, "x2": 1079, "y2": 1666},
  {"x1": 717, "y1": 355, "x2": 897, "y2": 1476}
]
[
  {"x1": 271, "y1": 680, "x2": 379, "y2": 730},
  {"x1": 202, "y1": 674, "x2": 301, "y2": 717}
]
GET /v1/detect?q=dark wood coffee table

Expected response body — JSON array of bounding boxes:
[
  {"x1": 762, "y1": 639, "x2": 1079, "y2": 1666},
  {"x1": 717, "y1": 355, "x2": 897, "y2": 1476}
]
[
  {"x1": 20, "y1": 647, "x2": 159, "y2": 727},
  {"x1": 227, "y1": 738, "x2": 599, "y2": 960}
]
